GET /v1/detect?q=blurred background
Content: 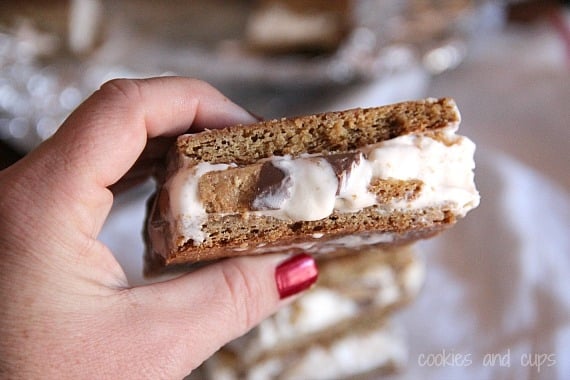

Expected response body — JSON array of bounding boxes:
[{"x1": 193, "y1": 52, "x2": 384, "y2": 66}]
[
  {"x1": 0, "y1": 0, "x2": 568, "y2": 166},
  {"x1": 0, "y1": 0, "x2": 513, "y2": 154},
  {"x1": 0, "y1": 1, "x2": 569, "y2": 379}
]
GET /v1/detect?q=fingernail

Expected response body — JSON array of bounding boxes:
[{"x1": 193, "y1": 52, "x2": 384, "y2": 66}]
[{"x1": 275, "y1": 253, "x2": 318, "y2": 299}]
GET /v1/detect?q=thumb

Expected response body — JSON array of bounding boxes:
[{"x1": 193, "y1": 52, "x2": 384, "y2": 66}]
[{"x1": 127, "y1": 253, "x2": 317, "y2": 376}]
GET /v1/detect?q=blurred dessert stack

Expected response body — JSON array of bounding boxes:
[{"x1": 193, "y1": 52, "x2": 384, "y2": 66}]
[
  {"x1": 0, "y1": 0, "x2": 104, "y2": 56},
  {"x1": 245, "y1": 0, "x2": 352, "y2": 55},
  {"x1": 202, "y1": 245, "x2": 425, "y2": 379}
]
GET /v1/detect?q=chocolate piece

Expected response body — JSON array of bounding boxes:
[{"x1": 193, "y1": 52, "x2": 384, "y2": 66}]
[
  {"x1": 251, "y1": 162, "x2": 293, "y2": 210},
  {"x1": 323, "y1": 152, "x2": 362, "y2": 194}
]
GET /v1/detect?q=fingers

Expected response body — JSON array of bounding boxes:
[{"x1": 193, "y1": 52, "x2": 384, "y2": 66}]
[
  {"x1": 127, "y1": 254, "x2": 318, "y2": 375},
  {"x1": 10, "y1": 77, "x2": 257, "y2": 237},
  {"x1": 50, "y1": 77, "x2": 257, "y2": 190},
  {"x1": 109, "y1": 137, "x2": 174, "y2": 194}
]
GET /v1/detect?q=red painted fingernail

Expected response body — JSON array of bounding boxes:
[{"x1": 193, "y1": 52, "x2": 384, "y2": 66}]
[{"x1": 275, "y1": 253, "x2": 318, "y2": 299}]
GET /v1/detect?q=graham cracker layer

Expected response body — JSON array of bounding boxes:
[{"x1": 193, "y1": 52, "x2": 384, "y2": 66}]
[{"x1": 176, "y1": 98, "x2": 459, "y2": 166}]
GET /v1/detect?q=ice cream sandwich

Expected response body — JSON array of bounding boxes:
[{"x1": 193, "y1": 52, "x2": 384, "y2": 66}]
[
  {"x1": 201, "y1": 245, "x2": 423, "y2": 379},
  {"x1": 145, "y1": 98, "x2": 479, "y2": 274},
  {"x1": 204, "y1": 317, "x2": 407, "y2": 380}
]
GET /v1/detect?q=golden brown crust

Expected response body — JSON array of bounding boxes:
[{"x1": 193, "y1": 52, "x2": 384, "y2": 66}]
[
  {"x1": 186, "y1": 206, "x2": 452, "y2": 254},
  {"x1": 176, "y1": 98, "x2": 459, "y2": 166},
  {"x1": 369, "y1": 178, "x2": 423, "y2": 204},
  {"x1": 198, "y1": 164, "x2": 263, "y2": 213},
  {"x1": 145, "y1": 207, "x2": 453, "y2": 276}
]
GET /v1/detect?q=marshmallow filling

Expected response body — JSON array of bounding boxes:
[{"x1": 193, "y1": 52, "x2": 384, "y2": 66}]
[{"x1": 166, "y1": 125, "x2": 479, "y2": 245}]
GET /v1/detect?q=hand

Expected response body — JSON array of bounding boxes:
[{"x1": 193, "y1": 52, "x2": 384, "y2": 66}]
[{"x1": 0, "y1": 77, "x2": 317, "y2": 379}]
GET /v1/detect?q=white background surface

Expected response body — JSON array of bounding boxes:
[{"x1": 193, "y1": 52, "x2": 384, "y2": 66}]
[{"x1": 100, "y1": 16, "x2": 570, "y2": 380}]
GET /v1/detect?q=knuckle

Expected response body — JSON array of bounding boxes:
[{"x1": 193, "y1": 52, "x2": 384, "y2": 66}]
[
  {"x1": 219, "y1": 260, "x2": 264, "y2": 332},
  {"x1": 182, "y1": 77, "x2": 220, "y2": 97},
  {"x1": 98, "y1": 78, "x2": 144, "y2": 103}
]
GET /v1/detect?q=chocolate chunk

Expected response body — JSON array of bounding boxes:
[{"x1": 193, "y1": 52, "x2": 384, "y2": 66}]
[
  {"x1": 251, "y1": 162, "x2": 293, "y2": 210},
  {"x1": 323, "y1": 152, "x2": 362, "y2": 194}
]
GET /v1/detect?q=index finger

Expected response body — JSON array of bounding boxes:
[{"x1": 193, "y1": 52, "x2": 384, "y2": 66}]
[
  {"x1": 52, "y1": 77, "x2": 257, "y2": 189},
  {"x1": 11, "y1": 77, "x2": 257, "y2": 238}
]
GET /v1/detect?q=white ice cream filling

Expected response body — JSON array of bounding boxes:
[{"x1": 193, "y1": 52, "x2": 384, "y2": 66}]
[
  {"x1": 167, "y1": 161, "x2": 235, "y2": 245},
  {"x1": 166, "y1": 125, "x2": 479, "y2": 244},
  {"x1": 269, "y1": 157, "x2": 339, "y2": 221}
]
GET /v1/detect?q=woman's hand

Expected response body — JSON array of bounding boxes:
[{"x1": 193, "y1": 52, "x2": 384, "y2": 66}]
[{"x1": 0, "y1": 77, "x2": 317, "y2": 379}]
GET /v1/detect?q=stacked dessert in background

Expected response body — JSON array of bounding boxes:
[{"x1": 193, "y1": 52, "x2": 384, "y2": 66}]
[
  {"x1": 201, "y1": 245, "x2": 425, "y2": 379},
  {"x1": 245, "y1": 0, "x2": 351, "y2": 55}
]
